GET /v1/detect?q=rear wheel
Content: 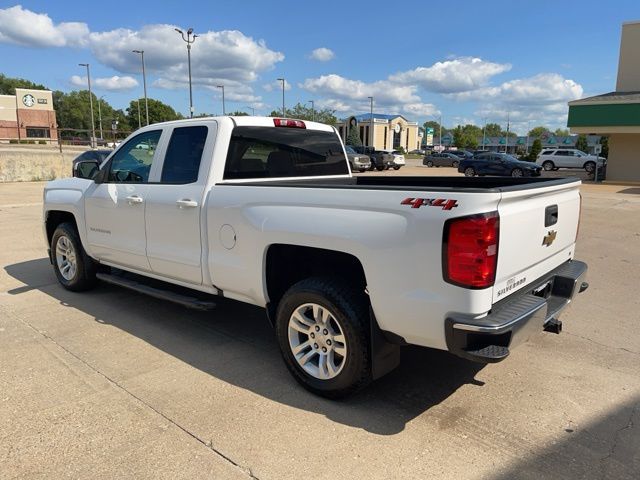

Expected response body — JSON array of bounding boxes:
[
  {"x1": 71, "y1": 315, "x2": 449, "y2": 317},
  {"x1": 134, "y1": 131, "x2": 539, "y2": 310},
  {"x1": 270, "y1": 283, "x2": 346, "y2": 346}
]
[
  {"x1": 425, "y1": 160, "x2": 434, "y2": 167},
  {"x1": 393, "y1": 166, "x2": 401, "y2": 170},
  {"x1": 275, "y1": 277, "x2": 371, "y2": 398},
  {"x1": 452, "y1": 160, "x2": 459, "y2": 168},
  {"x1": 375, "y1": 164, "x2": 385, "y2": 171},
  {"x1": 464, "y1": 167, "x2": 475, "y2": 177},
  {"x1": 51, "y1": 222, "x2": 98, "y2": 291},
  {"x1": 584, "y1": 161, "x2": 596, "y2": 173},
  {"x1": 358, "y1": 168, "x2": 366, "y2": 173},
  {"x1": 542, "y1": 161, "x2": 555, "y2": 171},
  {"x1": 511, "y1": 168, "x2": 523, "y2": 177}
]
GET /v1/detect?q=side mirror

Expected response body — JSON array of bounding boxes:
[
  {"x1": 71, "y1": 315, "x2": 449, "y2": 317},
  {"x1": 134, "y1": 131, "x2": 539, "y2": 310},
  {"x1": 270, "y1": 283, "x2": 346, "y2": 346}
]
[{"x1": 73, "y1": 159, "x2": 100, "y2": 180}]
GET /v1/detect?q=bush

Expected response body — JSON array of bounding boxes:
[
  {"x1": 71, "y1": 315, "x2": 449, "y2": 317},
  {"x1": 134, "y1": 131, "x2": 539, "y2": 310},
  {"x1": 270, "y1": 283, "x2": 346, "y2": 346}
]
[
  {"x1": 396, "y1": 146, "x2": 406, "y2": 154},
  {"x1": 38, "y1": 140, "x2": 47, "y2": 144},
  {"x1": 9, "y1": 139, "x2": 18, "y2": 144},
  {"x1": 19, "y1": 140, "x2": 28, "y2": 144},
  {"x1": 27, "y1": 140, "x2": 36, "y2": 144}
]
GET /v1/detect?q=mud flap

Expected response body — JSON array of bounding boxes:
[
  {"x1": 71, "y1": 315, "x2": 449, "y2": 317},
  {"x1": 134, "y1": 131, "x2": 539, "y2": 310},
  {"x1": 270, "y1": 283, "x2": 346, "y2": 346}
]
[{"x1": 370, "y1": 307, "x2": 401, "y2": 380}]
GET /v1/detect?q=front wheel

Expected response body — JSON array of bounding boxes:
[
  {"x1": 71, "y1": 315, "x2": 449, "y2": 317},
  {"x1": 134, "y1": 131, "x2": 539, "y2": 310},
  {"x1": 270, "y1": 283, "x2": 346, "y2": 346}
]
[
  {"x1": 275, "y1": 277, "x2": 371, "y2": 398},
  {"x1": 584, "y1": 161, "x2": 596, "y2": 173},
  {"x1": 358, "y1": 168, "x2": 366, "y2": 173},
  {"x1": 393, "y1": 166, "x2": 401, "y2": 170},
  {"x1": 375, "y1": 165, "x2": 385, "y2": 171},
  {"x1": 425, "y1": 160, "x2": 434, "y2": 167},
  {"x1": 511, "y1": 168, "x2": 523, "y2": 177},
  {"x1": 542, "y1": 161, "x2": 555, "y2": 171},
  {"x1": 452, "y1": 160, "x2": 459, "y2": 168},
  {"x1": 464, "y1": 167, "x2": 476, "y2": 177},
  {"x1": 51, "y1": 222, "x2": 97, "y2": 291}
]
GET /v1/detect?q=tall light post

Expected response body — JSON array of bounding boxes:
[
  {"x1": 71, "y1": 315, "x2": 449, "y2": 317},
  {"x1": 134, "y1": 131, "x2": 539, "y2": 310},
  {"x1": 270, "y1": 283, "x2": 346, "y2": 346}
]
[
  {"x1": 505, "y1": 112, "x2": 510, "y2": 153},
  {"x1": 245, "y1": 105, "x2": 255, "y2": 116},
  {"x1": 308, "y1": 100, "x2": 315, "y2": 122},
  {"x1": 97, "y1": 95, "x2": 105, "y2": 140},
  {"x1": 78, "y1": 63, "x2": 96, "y2": 148},
  {"x1": 175, "y1": 27, "x2": 198, "y2": 117},
  {"x1": 277, "y1": 78, "x2": 285, "y2": 117},
  {"x1": 132, "y1": 49, "x2": 149, "y2": 125},
  {"x1": 136, "y1": 98, "x2": 142, "y2": 128},
  {"x1": 367, "y1": 96, "x2": 374, "y2": 148},
  {"x1": 482, "y1": 117, "x2": 487, "y2": 151},
  {"x1": 216, "y1": 85, "x2": 225, "y2": 115}
]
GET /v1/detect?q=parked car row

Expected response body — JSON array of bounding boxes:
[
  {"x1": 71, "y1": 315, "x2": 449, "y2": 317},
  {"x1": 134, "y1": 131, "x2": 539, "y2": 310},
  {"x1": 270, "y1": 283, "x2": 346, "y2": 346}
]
[
  {"x1": 535, "y1": 148, "x2": 605, "y2": 172},
  {"x1": 459, "y1": 152, "x2": 542, "y2": 177},
  {"x1": 350, "y1": 146, "x2": 404, "y2": 171}
]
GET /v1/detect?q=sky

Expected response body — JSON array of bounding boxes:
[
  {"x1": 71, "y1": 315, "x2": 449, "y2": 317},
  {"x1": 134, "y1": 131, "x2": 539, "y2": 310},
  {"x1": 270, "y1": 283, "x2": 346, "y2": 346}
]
[{"x1": 0, "y1": 0, "x2": 637, "y2": 134}]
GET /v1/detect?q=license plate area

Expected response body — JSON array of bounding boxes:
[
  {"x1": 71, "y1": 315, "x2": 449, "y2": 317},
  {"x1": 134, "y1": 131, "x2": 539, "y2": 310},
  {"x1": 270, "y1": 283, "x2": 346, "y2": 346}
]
[{"x1": 532, "y1": 280, "x2": 553, "y2": 299}]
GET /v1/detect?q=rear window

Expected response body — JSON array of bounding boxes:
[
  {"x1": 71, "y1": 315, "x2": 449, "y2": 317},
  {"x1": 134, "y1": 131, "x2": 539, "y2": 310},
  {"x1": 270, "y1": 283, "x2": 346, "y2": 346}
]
[
  {"x1": 224, "y1": 126, "x2": 349, "y2": 179},
  {"x1": 541, "y1": 150, "x2": 555, "y2": 155}
]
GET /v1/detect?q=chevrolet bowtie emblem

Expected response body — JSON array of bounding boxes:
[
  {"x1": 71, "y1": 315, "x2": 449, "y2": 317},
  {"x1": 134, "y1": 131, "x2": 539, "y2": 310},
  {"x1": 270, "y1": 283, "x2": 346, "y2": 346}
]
[{"x1": 542, "y1": 230, "x2": 557, "y2": 247}]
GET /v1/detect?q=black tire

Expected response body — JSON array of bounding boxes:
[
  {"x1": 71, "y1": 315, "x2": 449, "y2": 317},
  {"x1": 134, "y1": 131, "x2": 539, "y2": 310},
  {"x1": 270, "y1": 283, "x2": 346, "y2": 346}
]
[
  {"x1": 452, "y1": 160, "x2": 459, "y2": 168},
  {"x1": 375, "y1": 165, "x2": 385, "y2": 171},
  {"x1": 464, "y1": 167, "x2": 475, "y2": 177},
  {"x1": 393, "y1": 166, "x2": 401, "y2": 170},
  {"x1": 584, "y1": 161, "x2": 596, "y2": 173},
  {"x1": 511, "y1": 168, "x2": 523, "y2": 177},
  {"x1": 542, "y1": 161, "x2": 555, "y2": 171},
  {"x1": 275, "y1": 277, "x2": 371, "y2": 398},
  {"x1": 358, "y1": 168, "x2": 366, "y2": 173},
  {"x1": 51, "y1": 222, "x2": 98, "y2": 291},
  {"x1": 425, "y1": 160, "x2": 434, "y2": 167}
]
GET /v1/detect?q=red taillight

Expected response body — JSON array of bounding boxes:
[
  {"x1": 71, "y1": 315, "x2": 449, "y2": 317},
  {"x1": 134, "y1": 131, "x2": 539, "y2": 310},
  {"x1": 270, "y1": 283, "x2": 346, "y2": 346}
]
[
  {"x1": 273, "y1": 118, "x2": 306, "y2": 129},
  {"x1": 443, "y1": 212, "x2": 500, "y2": 289}
]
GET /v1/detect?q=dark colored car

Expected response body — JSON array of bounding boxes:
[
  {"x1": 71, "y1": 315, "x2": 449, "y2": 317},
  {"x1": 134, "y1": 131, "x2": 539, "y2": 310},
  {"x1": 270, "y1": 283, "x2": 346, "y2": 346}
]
[
  {"x1": 352, "y1": 146, "x2": 394, "y2": 171},
  {"x1": 423, "y1": 152, "x2": 462, "y2": 168},
  {"x1": 458, "y1": 152, "x2": 542, "y2": 177},
  {"x1": 444, "y1": 149, "x2": 473, "y2": 160},
  {"x1": 72, "y1": 149, "x2": 112, "y2": 178}
]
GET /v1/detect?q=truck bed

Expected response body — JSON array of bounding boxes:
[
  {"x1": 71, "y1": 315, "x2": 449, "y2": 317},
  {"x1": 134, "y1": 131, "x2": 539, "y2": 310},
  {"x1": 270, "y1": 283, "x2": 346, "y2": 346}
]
[{"x1": 223, "y1": 176, "x2": 580, "y2": 192}]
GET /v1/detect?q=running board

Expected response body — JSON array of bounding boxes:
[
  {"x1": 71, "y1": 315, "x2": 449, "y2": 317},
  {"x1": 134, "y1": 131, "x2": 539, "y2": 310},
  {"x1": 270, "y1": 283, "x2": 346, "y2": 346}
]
[{"x1": 96, "y1": 273, "x2": 216, "y2": 311}]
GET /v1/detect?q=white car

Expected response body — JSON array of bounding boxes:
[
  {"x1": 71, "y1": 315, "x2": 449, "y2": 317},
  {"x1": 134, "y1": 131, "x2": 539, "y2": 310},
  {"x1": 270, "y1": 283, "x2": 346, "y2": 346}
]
[
  {"x1": 536, "y1": 148, "x2": 605, "y2": 172},
  {"x1": 43, "y1": 116, "x2": 588, "y2": 398},
  {"x1": 384, "y1": 150, "x2": 405, "y2": 170}
]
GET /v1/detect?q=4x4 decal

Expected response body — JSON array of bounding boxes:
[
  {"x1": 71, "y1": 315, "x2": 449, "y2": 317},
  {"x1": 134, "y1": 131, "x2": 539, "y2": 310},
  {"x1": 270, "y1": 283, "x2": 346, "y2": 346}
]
[{"x1": 401, "y1": 197, "x2": 459, "y2": 210}]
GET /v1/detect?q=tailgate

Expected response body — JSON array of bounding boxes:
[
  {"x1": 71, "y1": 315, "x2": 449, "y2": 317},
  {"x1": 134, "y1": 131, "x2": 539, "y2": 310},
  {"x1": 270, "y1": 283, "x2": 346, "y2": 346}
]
[{"x1": 493, "y1": 180, "x2": 581, "y2": 303}]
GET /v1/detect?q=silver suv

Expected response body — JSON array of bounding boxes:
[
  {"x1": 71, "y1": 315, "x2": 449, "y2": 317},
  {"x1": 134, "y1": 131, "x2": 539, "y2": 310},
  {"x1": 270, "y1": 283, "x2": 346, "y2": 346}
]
[{"x1": 536, "y1": 148, "x2": 605, "y2": 172}]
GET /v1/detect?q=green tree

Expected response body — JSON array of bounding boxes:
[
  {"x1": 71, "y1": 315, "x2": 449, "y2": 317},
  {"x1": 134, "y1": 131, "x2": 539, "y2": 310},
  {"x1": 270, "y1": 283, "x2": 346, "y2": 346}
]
[
  {"x1": 484, "y1": 123, "x2": 502, "y2": 137},
  {"x1": 0, "y1": 73, "x2": 47, "y2": 95},
  {"x1": 53, "y1": 90, "x2": 125, "y2": 136},
  {"x1": 126, "y1": 98, "x2": 183, "y2": 130},
  {"x1": 528, "y1": 126, "x2": 550, "y2": 138},
  {"x1": 229, "y1": 110, "x2": 249, "y2": 116},
  {"x1": 345, "y1": 126, "x2": 362, "y2": 146},
  {"x1": 452, "y1": 124, "x2": 481, "y2": 149},
  {"x1": 527, "y1": 138, "x2": 543, "y2": 161},
  {"x1": 423, "y1": 120, "x2": 447, "y2": 137},
  {"x1": 554, "y1": 128, "x2": 570, "y2": 136},
  {"x1": 269, "y1": 103, "x2": 337, "y2": 125},
  {"x1": 575, "y1": 134, "x2": 589, "y2": 153},
  {"x1": 600, "y1": 136, "x2": 609, "y2": 158}
]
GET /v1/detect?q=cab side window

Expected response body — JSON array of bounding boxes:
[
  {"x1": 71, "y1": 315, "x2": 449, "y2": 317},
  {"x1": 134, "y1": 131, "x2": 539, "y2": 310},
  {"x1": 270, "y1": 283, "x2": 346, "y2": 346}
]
[
  {"x1": 161, "y1": 126, "x2": 208, "y2": 184},
  {"x1": 107, "y1": 130, "x2": 162, "y2": 183}
]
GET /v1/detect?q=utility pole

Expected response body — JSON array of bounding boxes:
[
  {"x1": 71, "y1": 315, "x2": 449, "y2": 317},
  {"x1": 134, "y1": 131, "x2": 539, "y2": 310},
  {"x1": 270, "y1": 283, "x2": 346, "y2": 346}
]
[
  {"x1": 277, "y1": 78, "x2": 285, "y2": 117},
  {"x1": 137, "y1": 99, "x2": 142, "y2": 128},
  {"x1": 245, "y1": 105, "x2": 255, "y2": 116},
  {"x1": 505, "y1": 112, "x2": 510, "y2": 153},
  {"x1": 132, "y1": 50, "x2": 149, "y2": 125},
  {"x1": 216, "y1": 85, "x2": 225, "y2": 115},
  {"x1": 308, "y1": 100, "x2": 315, "y2": 121},
  {"x1": 78, "y1": 63, "x2": 96, "y2": 148},
  {"x1": 482, "y1": 117, "x2": 487, "y2": 151},
  {"x1": 175, "y1": 28, "x2": 198, "y2": 117},
  {"x1": 368, "y1": 96, "x2": 374, "y2": 148},
  {"x1": 98, "y1": 95, "x2": 105, "y2": 140}
]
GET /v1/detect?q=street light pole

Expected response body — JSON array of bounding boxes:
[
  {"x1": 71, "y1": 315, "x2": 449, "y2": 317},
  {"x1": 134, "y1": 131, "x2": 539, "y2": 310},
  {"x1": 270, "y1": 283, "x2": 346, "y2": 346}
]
[
  {"x1": 505, "y1": 112, "x2": 510, "y2": 153},
  {"x1": 482, "y1": 117, "x2": 487, "y2": 151},
  {"x1": 175, "y1": 28, "x2": 198, "y2": 117},
  {"x1": 78, "y1": 63, "x2": 96, "y2": 148},
  {"x1": 367, "y1": 96, "x2": 374, "y2": 148},
  {"x1": 245, "y1": 105, "x2": 255, "y2": 116},
  {"x1": 277, "y1": 78, "x2": 285, "y2": 117},
  {"x1": 98, "y1": 95, "x2": 105, "y2": 140},
  {"x1": 439, "y1": 115, "x2": 442, "y2": 152},
  {"x1": 137, "y1": 98, "x2": 142, "y2": 128},
  {"x1": 132, "y1": 49, "x2": 149, "y2": 125},
  {"x1": 308, "y1": 100, "x2": 315, "y2": 122},
  {"x1": 216, "y1": 85, "x2": 225, "y2": 115}
]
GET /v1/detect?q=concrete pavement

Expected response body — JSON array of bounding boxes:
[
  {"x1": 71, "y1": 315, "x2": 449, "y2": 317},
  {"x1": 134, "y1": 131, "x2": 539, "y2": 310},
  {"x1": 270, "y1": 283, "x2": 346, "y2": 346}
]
[{"x1": 0, "y1": 178, "x2": 638, "y2": 479}]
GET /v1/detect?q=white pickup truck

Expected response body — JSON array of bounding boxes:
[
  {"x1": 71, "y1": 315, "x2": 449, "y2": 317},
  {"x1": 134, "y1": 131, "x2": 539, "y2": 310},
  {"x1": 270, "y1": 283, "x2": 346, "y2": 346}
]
[{"x1": 43, "y1": 116, "x2": 588, "y2": 398}]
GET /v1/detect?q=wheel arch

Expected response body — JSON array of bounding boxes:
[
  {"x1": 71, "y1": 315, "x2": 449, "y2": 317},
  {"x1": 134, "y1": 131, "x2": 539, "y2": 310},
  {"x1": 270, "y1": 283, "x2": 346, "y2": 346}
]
[{"x1": 45, "y1": 210, "x2": 79, "y2": 248}]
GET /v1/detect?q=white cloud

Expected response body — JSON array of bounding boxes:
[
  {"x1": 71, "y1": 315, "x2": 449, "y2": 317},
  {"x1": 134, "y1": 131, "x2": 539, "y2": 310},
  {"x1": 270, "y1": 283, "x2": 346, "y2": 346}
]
[
  {"x1": 390, "y1": 57, "x2": 511, "y2": 93},
  {"x1": 309, "y1": 47, "x2": 335, "y2": 62},
  {"x1": 0, "y1": 5, "x2": 89, "y2": 47},
  {"x1": 301, "y1": 74, "x2": 420, "y2": 105},
  {"x1": 87, "y1": 25, "x2": 284, "y2": 87},
  {"x1": 402, "y1": 103, "x2": 440, "y2": 117},
  {"x1": 70, "y1": 75, "x2": 138, "y2": 91},
  {"x1": 263, "y1": 79, "x2": 292, "y2": 92}
]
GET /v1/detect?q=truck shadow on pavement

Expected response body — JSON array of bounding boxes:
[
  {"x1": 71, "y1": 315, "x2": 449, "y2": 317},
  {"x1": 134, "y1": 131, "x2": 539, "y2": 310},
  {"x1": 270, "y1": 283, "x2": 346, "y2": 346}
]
[{"x1": 6, "y1": 258, "x2": 486, "y2": 435}]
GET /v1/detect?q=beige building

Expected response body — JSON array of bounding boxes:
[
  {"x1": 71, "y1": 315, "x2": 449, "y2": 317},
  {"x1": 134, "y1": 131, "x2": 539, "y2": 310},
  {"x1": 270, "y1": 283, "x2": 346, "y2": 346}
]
[
  {"x1": 336, "y1": 114, "x2": 422, "y2": 151},
  {"x1": 0, "y1": 88, "x2": 58, "y2": 142},
  {"x1": 568, "y1": 20, "x2": 640, "y2": 183}
]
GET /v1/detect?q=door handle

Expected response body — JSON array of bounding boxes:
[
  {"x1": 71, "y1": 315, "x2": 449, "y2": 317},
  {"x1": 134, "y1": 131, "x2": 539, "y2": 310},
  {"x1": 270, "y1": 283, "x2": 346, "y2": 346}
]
[
  {"x1": 176, "y1": 199, "x2": 198, "y2": 209},
  {"x1": 126, "y1": 195, "x2": 144, "y2": 205}
]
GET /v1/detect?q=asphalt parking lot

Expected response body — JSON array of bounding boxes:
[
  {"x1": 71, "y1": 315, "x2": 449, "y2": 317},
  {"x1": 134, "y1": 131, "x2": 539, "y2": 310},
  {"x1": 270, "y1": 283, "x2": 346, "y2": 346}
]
[{"x1": 1, "y1": 174, "x2": 639, "y2": 479}]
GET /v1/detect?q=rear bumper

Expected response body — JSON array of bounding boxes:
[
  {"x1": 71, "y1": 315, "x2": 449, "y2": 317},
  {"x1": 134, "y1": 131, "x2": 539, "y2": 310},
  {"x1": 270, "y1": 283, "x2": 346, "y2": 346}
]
[{"x1": 445, "y1": 260, "x2": 588, "y2": 363}]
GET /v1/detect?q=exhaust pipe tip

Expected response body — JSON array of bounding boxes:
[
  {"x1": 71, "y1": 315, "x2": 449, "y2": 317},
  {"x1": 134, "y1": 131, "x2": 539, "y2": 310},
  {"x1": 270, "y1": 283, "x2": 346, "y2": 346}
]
[{"x1": 544, "y1": 318, "x2": 563, "y2": 334}]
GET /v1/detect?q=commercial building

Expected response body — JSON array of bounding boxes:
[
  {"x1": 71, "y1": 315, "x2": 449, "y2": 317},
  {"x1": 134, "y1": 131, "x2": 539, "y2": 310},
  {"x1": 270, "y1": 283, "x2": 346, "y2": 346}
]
[
  {"x1": 0, "y1": 88, "x2": 58, "y2": 142},
  {"x1": 568, "y1": 20, "x2": 640, "y2": 183},
  {"x1": 336, "y1": 114, "x2": 422, "y2": 151}
]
